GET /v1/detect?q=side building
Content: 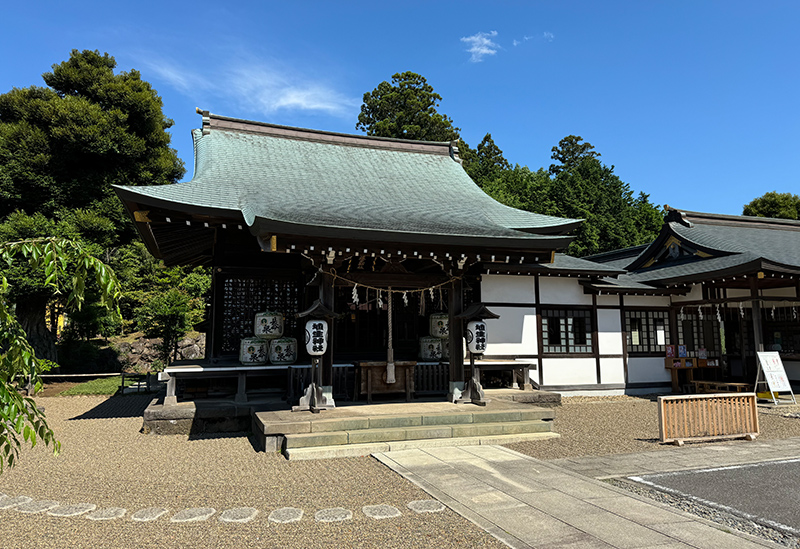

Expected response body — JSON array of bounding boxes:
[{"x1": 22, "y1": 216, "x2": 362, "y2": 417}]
[{"x1": 482, "y1": 208, "x2": 800, "y2": 395}]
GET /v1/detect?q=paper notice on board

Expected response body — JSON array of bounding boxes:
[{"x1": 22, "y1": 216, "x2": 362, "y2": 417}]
[{"x1": 757, "y1": 352, "x2": 792, "y2": 392}]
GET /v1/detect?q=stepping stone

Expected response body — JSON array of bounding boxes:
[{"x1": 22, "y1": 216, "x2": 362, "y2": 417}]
[
  {"x1": 170, "y1": 507, "x2": 216, "y2": 522},
  {"x1": 314, "y1": 507, "x2": 352, "y2": 523},
  {"x1": 86, "y1": 507, "x2": 127, "y2": 521},
  {"x1": 131, "y1": 507, "x2": 169, "y2": 522},
  {"x1": 407, "y1": 500, "x2": 445, "y2": 513},
  {"x1": 16, "y1": 500, "x2": 59, "y2": 514},
  {"x1": 362, "y1": 504, "x2": 401, "y2": 520},
  {"x1": 0, "y1": 496, "x2": 32, "y2": 510},
  {"x1": 268, "y1": 507, "x2": 303, "y2": 524},
  {"x1": 48, "y1": 503, "x2": 96, "y2": 517},
  {"x1": 219, "y1": 507, "x2": 258, "y2": 523}
]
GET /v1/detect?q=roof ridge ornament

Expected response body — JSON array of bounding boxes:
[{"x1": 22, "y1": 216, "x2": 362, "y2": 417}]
[
  {"x1": 449, "y1": 140, "x2": 463, "y2": 164},
  {"x1": 196, "y1": 108, "x2": 211, "y2": 135},
  {"x1": 664, "y1": 205, "x2": 693, "y2": 228}
]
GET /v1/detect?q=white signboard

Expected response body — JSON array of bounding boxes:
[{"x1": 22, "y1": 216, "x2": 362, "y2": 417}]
[{"x1": 757, "y1": 352, "x2": 792, "y2": 393}]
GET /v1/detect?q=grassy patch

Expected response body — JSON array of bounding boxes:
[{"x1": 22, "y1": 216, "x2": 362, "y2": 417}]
[{"x1": 58, "y1": 375, "x2": 136, "y2": 396}]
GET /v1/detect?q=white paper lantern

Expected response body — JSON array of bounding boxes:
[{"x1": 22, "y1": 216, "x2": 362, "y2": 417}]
[
  {"x1": 254, "y1": 311, "x2": 284, "y2": 339},
  {"x1": 419, "y1": 336, "x2": 442, "y2": 360},
  {"x1": 429, "y1": 313, "x2": 449, "y2": 339},
  {"x1": 305, "y1": 319, "x2": 328, "y2": 356},
  {"x1": 466, "y1": 320, "x2": 487, "y2": 354},
  {"x1": 239, "y1": 337, "x2": 268, "y2": 365},
  {"x1": 269, "y1": 337, "x2": 298, "y2": 365}
]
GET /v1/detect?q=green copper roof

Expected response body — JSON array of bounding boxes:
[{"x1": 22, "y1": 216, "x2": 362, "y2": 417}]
[{"x1": 114, "y1": 113, "x2": 580, "y2": 247}]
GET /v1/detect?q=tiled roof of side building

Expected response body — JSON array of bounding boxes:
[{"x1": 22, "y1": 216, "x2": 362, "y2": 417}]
[{"x1": 114, "y1": 112, "x2": 582, "y2": 244}]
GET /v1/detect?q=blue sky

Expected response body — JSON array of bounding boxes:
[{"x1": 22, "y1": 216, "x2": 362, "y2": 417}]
[{"x1": 2, "y1": 1, "x2": 798, "y2": 215}]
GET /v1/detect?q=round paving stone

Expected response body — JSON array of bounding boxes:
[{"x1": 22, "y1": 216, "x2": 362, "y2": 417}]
[
  {"x1": 407, "y1": 499, "x2": 445, "y2": 513},
  {"x1": 131, "y1": 507, "x2": 169, "y2": 522},
  {"x1": 16, "y1": 500, "x2": 60, "y2": 514},
  {"x1": 268, "y1": 507, "x2": 304, "y2": 524},
  {"x1": 170, "y1": 507, "x2": 216, "y2": 522},
  {"x1": 219, "y1": 507, "x2": 258, "y2": 523},
  {"x1": 86, "y1": 507, "x2": 127, "y2": 521},
  {"x1": 314, "y1": 507, "x2": 352, "y2": 523},
  {"x1": 362, "y1": 505, "x2": 401, "y2": 520},
  {"x1": 0, "y1": 496, "x2": 33, "y2": 510},
  {"x1": 48, "y1": 503, "x2": 96, "y2": 517}
]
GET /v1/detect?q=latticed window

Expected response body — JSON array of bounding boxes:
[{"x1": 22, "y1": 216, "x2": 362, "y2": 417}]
[
  {"x1": 625, "y1": 310, "x2": 670, "y2": 354},
  {"x1": 677, "y1": 311, "x2": 721, "y2": 357},
  {"x1": 541, "y1": 309, "x2": 593, "y2": 353}
]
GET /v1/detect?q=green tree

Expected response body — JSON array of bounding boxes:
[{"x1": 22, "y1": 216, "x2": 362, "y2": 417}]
[
  {"x1": 0, "y1": 50, "x2": 184, "y2": 222},
  {"x1": 356, "y1": 72, "x2": 460, "y2": 141},
  {"x1": 743, "y1": 191, "x2": 800, "y2": 220},
  {"x1": 484, "y1": 140, "x2": 663, "y2": 257},
  {"x1": 134, "y1": 288, "x2": 193, "y2": 366},
  {"x1": 462, "y1": 133, "x2": 511, "y2": 188},
  {"x1": 0, "y1": 50, "x2": 185, "y2": 359},
  {"x1": 0, "y1": 237, "x2": 120, "y2": 472},
  {"x1": 548, "y1": 135, "x2": 601, "y2": 176}
]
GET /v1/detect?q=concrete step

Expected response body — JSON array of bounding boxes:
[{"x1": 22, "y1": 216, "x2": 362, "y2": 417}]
[
  {"x1": 283, "y1": 432, "x2": 560, "y2": 460},
  {"x1": 283, "y1": 420, "x2": 553, "y2": 449},
  {"x1": 253, "y1": 408, "x2": 555, "y2": 436}
]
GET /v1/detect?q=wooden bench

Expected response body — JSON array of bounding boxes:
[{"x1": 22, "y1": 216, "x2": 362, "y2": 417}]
[{"x1": 691, "y1": 380, "x2": 753, "y2": 394}]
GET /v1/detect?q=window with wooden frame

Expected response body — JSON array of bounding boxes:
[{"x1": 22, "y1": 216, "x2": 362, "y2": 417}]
[
  {"x1": 541, "y1": 308, "x2": 593, "y2": 354},
  {"x1": 625, "y1": 310, "x2": 670, "y2": 354}
]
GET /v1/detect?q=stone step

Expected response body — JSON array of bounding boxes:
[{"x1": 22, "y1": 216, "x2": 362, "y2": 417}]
[
  {"x1": 253, "y1": 408, "x2": 555, "y2": 437},
  {"x1": 283, "y1": 420, "x2": 553, "y2": 449},
  {"x1": 283, "y1": 432, "x2": 560, "y2": 460}
]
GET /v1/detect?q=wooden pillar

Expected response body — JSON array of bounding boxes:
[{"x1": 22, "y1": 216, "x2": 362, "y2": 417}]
[
  {"x1": 320, "y1": 269, "x2": 335, "y2": 387},
  {"x1": 448, "y1": 277, "x2": 464, "y2": 382},
  {"x1": 750, "y1": 278, "x2": 764, "y2": 353},
  {"x1": 209, "y1": 268, "x2": 224, "y2": 360}
]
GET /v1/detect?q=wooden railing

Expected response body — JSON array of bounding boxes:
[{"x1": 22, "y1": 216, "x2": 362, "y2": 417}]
[
  {"x1": 415, "y1": 362, "x2": 449, "y2": 395},
  {"x1": 658, "y1": 393, "x2": 759, "y2": 446}
]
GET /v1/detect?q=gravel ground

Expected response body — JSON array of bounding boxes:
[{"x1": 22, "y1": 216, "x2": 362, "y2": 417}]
[
  {"x1": 507, "y1": 394, "x2": 800, "y2": 459},
  {"x1": 0, "y1": 394, "x2": 506, "y2": 549},
  {"x1": 4, "y1": 393, "x2": 800, "y2": 548}
]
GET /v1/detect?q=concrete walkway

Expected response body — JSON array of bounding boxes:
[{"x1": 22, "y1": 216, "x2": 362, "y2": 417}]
[
  {"x1": 374, "y1": 445, "x2": 781, "y2": 549},
  {"x1": 550, "y1": 437, "x2": 800, "y2": 480}
]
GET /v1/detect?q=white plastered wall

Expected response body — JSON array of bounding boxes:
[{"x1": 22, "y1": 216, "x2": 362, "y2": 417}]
[
  {"x1": 542, "y1": 358, "x2": 597, "y2": 385},
  {"x1": 671, "y1": 284, "x2": 703, "y2": 303},
  {"x1": 763, "y1": 287, "x2": 799, "y2": 298},
  {"x1": 600, "y1": 358, "x2": 625, "y2": 384},
  {"x1": 484, "y1": 307, "x2": 538, "y2": 355},
  {"x1": 481, "y1": 275, "x2": 534, "y2": 303},
  {"x1": 621, "y1": 295, "x2": 672, "y2": 308},
  {"x1": 597, "y1": 309, "x2": 623, "y2": 355},
  {"x1": 627, "y1": 357, "x2": 671, "y2": 383},
  {"x1": 538, "y1": 276, "x2": 593, "y2": 305},
  {"x1": 480, "y1": 275, "x2": 537, "y2": 356}
]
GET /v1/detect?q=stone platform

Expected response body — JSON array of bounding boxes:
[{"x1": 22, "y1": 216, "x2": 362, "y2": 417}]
[
  {"x1": 252, "y1": 398, "x2": 557, "y2": 460},
  {"x1": 142, "y1": 390, "x2": 559, "y2": 460}
]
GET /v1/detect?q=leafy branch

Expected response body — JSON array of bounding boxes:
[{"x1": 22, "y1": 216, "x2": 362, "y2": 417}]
[{"x1": 0, "y1": 237, "x2": 121, "y2": 472}]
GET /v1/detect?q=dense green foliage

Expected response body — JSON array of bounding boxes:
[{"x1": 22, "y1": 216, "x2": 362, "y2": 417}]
[
  {"x1": 0, "y1": 50, "x2": 184, "y2": 222},
  {"x1": 356, "y1": 72, "x2": 461, "y2": 141},
  {"x1": 0, "y1": 50, "x2": 209, "y2": 365},
  {"x1": 743, "y1": 191, "x2": 800, "y2": 220},
  {"x1": 357, "y1": 73, "x2": 664, "y2": 256},
  {"x1": 0, "y1": 237, "x2": 120, "y2": 472}
]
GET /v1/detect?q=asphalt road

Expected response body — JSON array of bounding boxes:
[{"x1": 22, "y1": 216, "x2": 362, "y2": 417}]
[{"x1": 631, "y1": 458, "x2": 800, "y2": 535}]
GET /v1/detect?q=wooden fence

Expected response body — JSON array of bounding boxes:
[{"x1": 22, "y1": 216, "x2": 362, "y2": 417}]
[{"x1": 658, "y1": 393, "x2": 759, "y2": 446}]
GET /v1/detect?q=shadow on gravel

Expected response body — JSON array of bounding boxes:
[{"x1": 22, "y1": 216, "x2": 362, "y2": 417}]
[{"x1": 69, "y1": 394, "x2": 153, "y2": 420}]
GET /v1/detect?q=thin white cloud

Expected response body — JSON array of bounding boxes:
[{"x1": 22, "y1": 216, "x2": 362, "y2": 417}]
[
  {"x1": 138, "y1": 54, "x2": 358, "y2": 117},
  {"x1": 543, "y1": 31, "x2": 555, "y2": 42},
  {"x1": 513, "y1": 39, "x2": 520, "y2": 47},
  {"x1": 460, "y1": 31, "x2": 500, "y2": 62}
]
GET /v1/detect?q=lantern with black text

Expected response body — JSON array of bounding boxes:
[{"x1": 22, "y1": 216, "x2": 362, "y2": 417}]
[
  {"x1": 466, "y1": 320, "x2": 487, "y2": 355},
  {"x1": 305, "y1": 320, "x2": 328, "y2": 356}
]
